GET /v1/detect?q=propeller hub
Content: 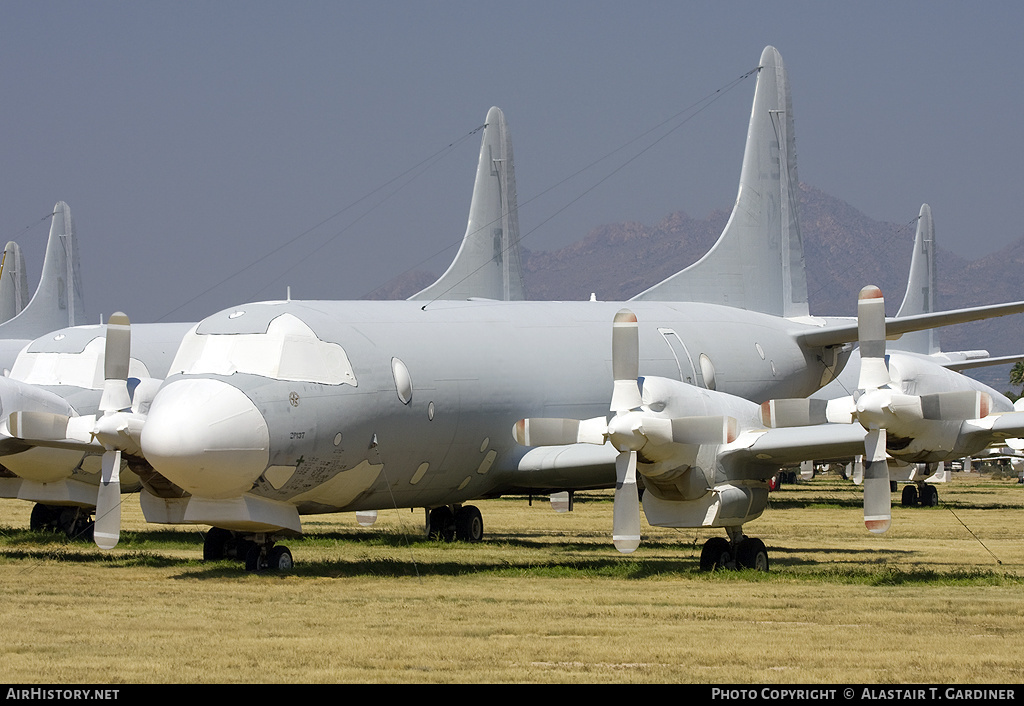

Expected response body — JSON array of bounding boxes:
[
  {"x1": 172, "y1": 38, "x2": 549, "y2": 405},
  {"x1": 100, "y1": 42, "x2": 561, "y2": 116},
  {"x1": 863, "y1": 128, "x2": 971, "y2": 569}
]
[{"x1": 606, "y1": 412, "x2": 646, "y2": 453}]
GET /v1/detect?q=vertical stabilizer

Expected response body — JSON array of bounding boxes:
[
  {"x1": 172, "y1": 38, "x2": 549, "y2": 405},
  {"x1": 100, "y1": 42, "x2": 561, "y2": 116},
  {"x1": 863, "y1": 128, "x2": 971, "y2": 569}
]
[
  {"x1": 631, "y1": 46, "x2": 808, "y2": 317},
  {"x1": 0, "y1": 242, "x2": 28, "y2": 323},
  {"x1": 409, "y1": 106, "x2": 525, "y2": 301},
  {"x1": 0, "y1": 202, "x2": 85, "y2": 339},
  {"x1": 894, "y1": 204, "x2": 939, "y2": 354}
]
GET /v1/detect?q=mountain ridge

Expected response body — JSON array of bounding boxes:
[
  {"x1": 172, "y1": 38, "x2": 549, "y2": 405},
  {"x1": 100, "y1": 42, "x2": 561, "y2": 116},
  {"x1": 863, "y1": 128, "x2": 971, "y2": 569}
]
[{"x1": 368, "y1": 183, "x2": 1024, "y2": 391}]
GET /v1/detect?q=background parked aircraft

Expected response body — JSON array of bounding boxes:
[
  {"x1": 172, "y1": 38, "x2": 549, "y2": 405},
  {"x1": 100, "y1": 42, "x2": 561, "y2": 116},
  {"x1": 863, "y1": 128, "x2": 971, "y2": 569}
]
[
  {"x1": 11, "y1": 47, "x2": 1023, "y2": 574},
  {"x1": 0, "y1": 107, "x2": 527, "y2": 540}
]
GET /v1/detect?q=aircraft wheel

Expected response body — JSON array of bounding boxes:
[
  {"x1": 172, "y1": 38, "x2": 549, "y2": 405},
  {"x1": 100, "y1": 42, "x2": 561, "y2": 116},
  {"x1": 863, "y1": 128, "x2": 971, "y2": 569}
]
[
  {"x1": 901, "y1": 485, "x2": 918, "y2": 507},
  {"x1": 737, "y1": 538, "x2": 769, "y2": 572},
  {"x1": 922, "y1": 485, "x2": 939, "y2": 507},
  {"x1": 30, "y1": 503, "x2": 60, "y2": 532},
  {"x1": 699, "y1": 537, "x2": 733, "y2": 572},
  {"x1": 244, "y1": 543, "x2": 263, "y2": 572},
  {"x1": 454, "y1": 505, "x2": 483, "y2": 542},
  {"x1": 427, "y1": 506, "x2": 455, "y2": 541},
  {"x1": 203, "y1": 527, "x2": 232, "y2": 560},
  {"x1": 267, "y1": 545, "x2": 293, "y2": 571}
]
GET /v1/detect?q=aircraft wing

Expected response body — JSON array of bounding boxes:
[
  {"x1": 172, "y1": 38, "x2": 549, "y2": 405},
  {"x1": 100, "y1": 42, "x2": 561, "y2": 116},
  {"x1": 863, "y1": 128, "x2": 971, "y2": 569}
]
[
  {"x1": 512, "y1": 443, "x2": 617, "y2": 492},
  {"x1": 943, "y1": 353, "x2": 1024, "y2": 372},
  {"x1": 958, "y1": 412, "x2": 1024, "y2": 449},
  {"x1": 511, "y1": 423, "x2": 869, "y2": 488},
  {"x1": 720, "y1": 423, "x2": 867, "y2": 477},
  {"x1": 799, "y1": 301, "x2": 1024, "y2": 350}
]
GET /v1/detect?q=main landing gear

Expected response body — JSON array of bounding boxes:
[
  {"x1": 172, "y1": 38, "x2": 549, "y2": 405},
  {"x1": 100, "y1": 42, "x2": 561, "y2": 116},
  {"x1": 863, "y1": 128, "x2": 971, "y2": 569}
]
[
  {"x1": 203, "y1": 527, "x2": 293, "y2": 572},
  {"x1": 699, "y1": 527, "x2": 769, "y2": 572},
  {"x1": 30, "y1": 503, "x2": 94, "y2": 542},
  {"x1": 426, "y1": 504, "x2": 484, "y2": 542},
  {"x1": 900, "y1": 483, "x2": 939, "y2": 507}
]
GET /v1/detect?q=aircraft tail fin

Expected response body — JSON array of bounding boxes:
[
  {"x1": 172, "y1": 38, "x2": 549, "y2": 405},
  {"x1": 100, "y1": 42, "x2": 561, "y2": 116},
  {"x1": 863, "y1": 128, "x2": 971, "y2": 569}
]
[
  {"x1": 408, "y1": 106, "x2": 525, "y2": 302},
  {"x1": 893, "y1": 204, "x2": 939, "y2": 354},
  {"x1": 0, "y1": 241, "x2": 28, "y2": 323},
  {"x1": 630, "y1": 46, "x2": 808, "y2": 317},
  {"x1": 0, "y1": 201, "x2": 85, "y2": 339}
]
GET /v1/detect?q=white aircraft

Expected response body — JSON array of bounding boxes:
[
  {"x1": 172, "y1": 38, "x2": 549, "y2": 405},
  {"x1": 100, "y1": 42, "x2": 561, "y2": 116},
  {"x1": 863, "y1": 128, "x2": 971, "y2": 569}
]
[
  {"x1": 0, "y1": 107, "x2": 526, "y2": 539},
  {"x1": 777, "y1": 205, "x2": 1024, "y2": 508},
  {"x1": 11, "y1": 47, "x2": 1024, "y2": 571},
  {"x1": 764, "y1": 279, "x2": 1024, "y2": 532}
]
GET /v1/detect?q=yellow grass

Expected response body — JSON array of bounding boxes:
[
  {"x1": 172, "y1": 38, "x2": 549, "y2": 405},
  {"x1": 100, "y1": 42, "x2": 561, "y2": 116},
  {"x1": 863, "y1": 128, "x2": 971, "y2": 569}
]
[{"x1": 2, "y1": 473, "x2": 1024, "y2": 683}]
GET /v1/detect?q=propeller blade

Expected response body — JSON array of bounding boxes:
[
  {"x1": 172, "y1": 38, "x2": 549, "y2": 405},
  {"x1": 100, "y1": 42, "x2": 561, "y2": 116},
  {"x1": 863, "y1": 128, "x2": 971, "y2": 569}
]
[
  {"x1": 612, "y1": 451, "x2": 641, "y2": 553},
  {"x1": 94, "y1": 449, "x2": 122, "y2": 550},
  {"x1": 641, "y1": 415, "x2": 738, "y2": 445},
  {"x1": 610, "y1": 309, "x2": 642, "y2": 413},
  {"x1": 514, "y1": 416, "x2": 608, "y2": 447},
  {"x1": 99, "y1": 312, "x2": 132, "y2": 413},
  {"x1": 857, "y1": 286, "x2": 890, "y2": 391},
  {"x1": 8, "y1": 410, "x2": 71, "y2": 441},
  {"x1": 862, "y1": 429, "x2": 891, "y2": 534},
  {"x1": 760, "y1": 399, "x2": 830, "y2": 428},
  {"x1": 920, "y1": 390, "x2": 991, "y2": 421}
]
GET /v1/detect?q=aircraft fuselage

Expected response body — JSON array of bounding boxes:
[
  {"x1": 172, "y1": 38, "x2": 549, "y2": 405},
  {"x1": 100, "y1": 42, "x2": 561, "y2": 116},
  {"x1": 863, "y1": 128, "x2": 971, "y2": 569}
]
[{"x1": 139, "y1": 299, "x2": 839, "y2": 518}]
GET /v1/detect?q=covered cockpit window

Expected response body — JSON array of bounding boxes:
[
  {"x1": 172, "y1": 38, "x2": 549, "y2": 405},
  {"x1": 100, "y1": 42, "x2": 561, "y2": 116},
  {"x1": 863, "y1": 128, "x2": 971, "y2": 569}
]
[
  {"x1": 169, "y1": 313, "x2": 357, "y2": 386},
  {"x1": 11, "y1": 335, "x2": 151, "y2": 389}
]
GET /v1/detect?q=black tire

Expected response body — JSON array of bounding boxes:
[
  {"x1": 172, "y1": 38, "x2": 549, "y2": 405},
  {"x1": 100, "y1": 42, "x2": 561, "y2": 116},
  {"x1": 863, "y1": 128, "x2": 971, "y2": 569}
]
[
  {"x1": 30, "y1": 504, "x2": 60, "y2": 532},
  {"x1": 922, "y1": 485, "x2": 939, "y2": 507},
  {"x1": 203, "y1": 527, "x2": 232, "y2": 560},
  {"x1": 267, "y1": 545, "x2": 293, "y2": 571},
  {"x1": 901, "y1": 485, "x2": 918, "y2": 507},
  {"x1": 244, "y1": 543, "x2": 263, "y2": 572},
  {"x1": 427, "y1": 506, "x2": 455, "y2": 541},
  {"x1": 737, "y1": 538, "x2": 769, "y2": 572},
  {"x1": 699, "y1": 537, "x2": 732, "y2": 571},
  {"x1": 454, "y1": 505, "x2": 483, "y2": 542}
]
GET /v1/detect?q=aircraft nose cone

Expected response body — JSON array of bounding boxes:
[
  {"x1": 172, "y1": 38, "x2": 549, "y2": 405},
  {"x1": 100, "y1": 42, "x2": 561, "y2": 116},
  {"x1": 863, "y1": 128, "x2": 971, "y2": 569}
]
[{"x1": 141, "y1": 378, "x2": 270, "y2": 498}]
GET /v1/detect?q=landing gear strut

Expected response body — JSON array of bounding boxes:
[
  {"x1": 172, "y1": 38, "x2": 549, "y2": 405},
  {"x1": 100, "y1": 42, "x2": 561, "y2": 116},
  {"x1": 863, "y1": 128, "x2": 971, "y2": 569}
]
[{"x1": 699, "y1": 527, "x2": 769, "y2": 572}]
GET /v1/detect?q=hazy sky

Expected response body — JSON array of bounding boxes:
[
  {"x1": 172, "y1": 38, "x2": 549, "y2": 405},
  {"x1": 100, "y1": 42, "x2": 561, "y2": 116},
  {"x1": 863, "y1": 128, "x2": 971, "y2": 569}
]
[{"x1": 2, "y1": 1, "x2": 1022, "y2": 324}]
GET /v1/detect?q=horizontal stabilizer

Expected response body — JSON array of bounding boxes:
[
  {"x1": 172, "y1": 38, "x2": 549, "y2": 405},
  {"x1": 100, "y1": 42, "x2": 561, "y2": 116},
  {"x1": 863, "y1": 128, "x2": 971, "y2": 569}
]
[
  {"x1": 944, "y1": 353, "x2": 1024, "y2": 372},
  {"x1": 799, "y1": 299, "x2": 1024, "y2": 350}
]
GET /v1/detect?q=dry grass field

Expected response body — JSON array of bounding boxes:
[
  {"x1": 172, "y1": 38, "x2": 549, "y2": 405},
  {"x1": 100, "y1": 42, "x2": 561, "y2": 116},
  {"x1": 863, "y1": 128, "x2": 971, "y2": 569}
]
[{"x1": 2, "y1": 472, "x2": 1024, "y2": 684}]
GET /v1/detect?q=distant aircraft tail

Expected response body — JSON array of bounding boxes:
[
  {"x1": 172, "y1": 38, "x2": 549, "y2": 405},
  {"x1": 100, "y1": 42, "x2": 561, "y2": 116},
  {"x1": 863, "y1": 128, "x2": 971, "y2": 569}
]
[
  {"x1": 0, "y1": 241, "x2": 28, "y2": 323},
  {"x1": 893, "y1": 204, "x2": 939, "y2": 354},
  {"x1": 0, "y1": 201, "x2": 85, "y2": 339},
  {"x1": 631, "y1": 45, "x2": 808, "y2": 318},
  {"x1": 409, "y1": 106, "x2": 525, "y2": 301}
]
